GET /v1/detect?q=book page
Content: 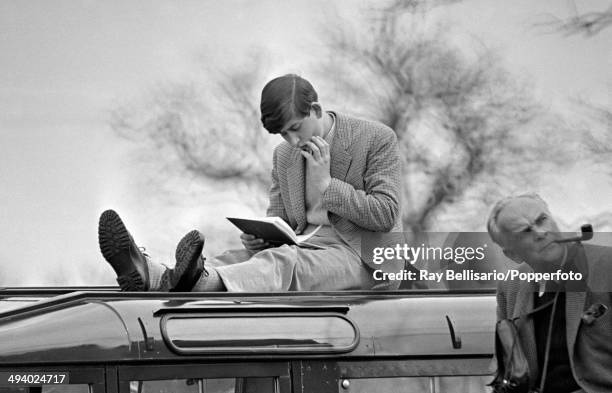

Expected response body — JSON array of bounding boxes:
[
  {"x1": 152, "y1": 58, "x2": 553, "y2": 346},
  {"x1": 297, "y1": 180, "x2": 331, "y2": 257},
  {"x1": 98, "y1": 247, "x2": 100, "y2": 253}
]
[
  {"x1": 227, "y1": 216, "x2": 298, "y2": 243},
  {"x1": 296, "y1": 225, "x2": 322, "y2": 244}
]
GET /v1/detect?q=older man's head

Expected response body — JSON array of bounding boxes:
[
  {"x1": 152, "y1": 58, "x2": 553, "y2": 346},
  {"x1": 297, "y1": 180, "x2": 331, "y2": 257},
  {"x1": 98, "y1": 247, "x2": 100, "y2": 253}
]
[{"x1": 487, "y1": 193, "x2": 566, "y2": 271}]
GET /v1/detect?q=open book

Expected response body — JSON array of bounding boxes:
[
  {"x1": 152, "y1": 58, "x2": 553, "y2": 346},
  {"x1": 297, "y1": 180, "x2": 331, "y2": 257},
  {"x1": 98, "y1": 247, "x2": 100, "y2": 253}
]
[{"x1": 226, "y1": 216, "x2": 323, "y2": 249}]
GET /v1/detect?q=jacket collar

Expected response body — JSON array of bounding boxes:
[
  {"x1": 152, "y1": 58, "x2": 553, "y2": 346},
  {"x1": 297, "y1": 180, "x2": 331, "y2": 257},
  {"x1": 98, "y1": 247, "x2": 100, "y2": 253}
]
[{"x1": 329, "y1": 112, "x2": 353, "y2": 181}]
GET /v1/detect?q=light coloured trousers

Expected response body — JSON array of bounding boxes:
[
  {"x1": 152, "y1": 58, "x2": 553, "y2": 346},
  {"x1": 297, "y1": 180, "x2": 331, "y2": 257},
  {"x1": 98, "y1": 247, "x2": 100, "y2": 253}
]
[{"x1": 147, "y1": 226, "x2": 377, "y2": 292}]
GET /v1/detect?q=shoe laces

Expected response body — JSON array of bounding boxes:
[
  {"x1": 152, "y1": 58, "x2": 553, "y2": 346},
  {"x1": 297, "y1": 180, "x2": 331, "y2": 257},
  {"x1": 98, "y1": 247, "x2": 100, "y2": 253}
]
[
  {"x1": 201, "y1": 256, "x2": 209, "y2": 277},
  {"x1": 138, "y1": 246, "x2": 150, "y2": 258}
]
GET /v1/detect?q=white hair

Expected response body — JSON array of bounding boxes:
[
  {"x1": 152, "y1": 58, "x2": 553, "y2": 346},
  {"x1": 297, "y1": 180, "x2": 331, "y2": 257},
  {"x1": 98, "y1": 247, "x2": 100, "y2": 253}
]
[{"x1": 486, "y1": 193, "x2": 550, "y2": 246}]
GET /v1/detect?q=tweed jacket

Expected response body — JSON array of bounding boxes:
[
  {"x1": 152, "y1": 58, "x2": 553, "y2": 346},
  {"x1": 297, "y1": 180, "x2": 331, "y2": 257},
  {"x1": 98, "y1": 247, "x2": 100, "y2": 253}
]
[
  {"x1": 266, "y1": 111, "x2": 403, "y2": 273},
  {"x1": 496, "y1": 243, "x2": 612, "y2": 393}
]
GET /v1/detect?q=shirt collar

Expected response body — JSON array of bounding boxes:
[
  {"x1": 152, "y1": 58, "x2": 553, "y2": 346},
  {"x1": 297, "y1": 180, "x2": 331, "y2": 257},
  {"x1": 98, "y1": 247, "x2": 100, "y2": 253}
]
[
  {"x1": 323, "y1": 112, "x2": 336, "y2": 143},
  {"x1": 538, "y1": 244, "x2": 569, "y2": 297}
]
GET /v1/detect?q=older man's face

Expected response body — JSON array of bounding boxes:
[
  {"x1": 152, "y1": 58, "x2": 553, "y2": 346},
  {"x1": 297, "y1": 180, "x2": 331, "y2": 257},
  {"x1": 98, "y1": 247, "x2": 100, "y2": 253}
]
[{"x1": 496, "y1": 197, "x2": 565, "y2": 271}]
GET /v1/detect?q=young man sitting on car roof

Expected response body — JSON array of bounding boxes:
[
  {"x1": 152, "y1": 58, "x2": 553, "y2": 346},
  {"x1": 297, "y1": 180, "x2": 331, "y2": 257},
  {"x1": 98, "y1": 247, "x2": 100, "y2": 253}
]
[{"x1": 98, "y1": 74, "x2": 404, "y2": 292}]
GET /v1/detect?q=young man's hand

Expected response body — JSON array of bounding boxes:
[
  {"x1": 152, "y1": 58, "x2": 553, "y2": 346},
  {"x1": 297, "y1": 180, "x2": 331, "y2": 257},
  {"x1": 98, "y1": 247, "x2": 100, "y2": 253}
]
[
  {"x1": 240, "y1": 233, "x2": 270, "y2": 251},
  {"x1": 301, "y1": 136, "x2": 331, "y2": 194}
]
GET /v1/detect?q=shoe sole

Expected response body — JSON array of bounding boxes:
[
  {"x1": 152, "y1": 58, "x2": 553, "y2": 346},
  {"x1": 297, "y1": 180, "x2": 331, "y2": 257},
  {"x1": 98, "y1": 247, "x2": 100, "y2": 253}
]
[
  {"x1": 98, "y1": 210, "x2": 132, "y2": 275},
  {"x1": 98, "y1": 209, "x2": 148, "y2": 291},
  {"x1": 172, "y1": 230, "x2": 205, "y2": 292}
]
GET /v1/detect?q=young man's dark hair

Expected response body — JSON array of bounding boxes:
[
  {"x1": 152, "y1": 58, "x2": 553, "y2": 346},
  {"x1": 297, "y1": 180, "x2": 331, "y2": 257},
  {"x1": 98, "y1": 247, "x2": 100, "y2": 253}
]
[{"x1": 260, "y1": 74, "x2": 318, "y2": 134}]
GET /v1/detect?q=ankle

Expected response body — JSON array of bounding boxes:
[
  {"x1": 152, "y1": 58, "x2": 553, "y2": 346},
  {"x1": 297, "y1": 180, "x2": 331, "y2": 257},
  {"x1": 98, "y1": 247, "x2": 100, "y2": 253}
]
[
  {"x1": 193, "y1": 266, "x2": 226, "y2": 292},
  {"x1": 145, "y1": 256, "x2": 169, "y2": 291}
]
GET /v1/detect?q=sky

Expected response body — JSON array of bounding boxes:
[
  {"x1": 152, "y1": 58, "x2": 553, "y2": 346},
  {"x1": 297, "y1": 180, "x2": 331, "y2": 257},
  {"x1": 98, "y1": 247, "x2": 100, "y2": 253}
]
[{"x1": 1, "y1": 0, "x2": 610, "y2": 286}]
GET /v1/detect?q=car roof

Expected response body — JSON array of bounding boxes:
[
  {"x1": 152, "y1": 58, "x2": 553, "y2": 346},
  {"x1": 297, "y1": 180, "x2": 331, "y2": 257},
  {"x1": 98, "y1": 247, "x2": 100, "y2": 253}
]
[{"x1": 0, "y1": 287, "x2": 496, "y2": 365}]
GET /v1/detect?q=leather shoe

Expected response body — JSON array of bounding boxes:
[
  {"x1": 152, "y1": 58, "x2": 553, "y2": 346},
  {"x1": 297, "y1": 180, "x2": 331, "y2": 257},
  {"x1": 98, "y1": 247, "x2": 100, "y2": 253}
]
[
  {"x1": 170, "y1": 230, "x2": 206, "y2": 292},
  {"x1": 98, "y1": 210, "x2": 150, "y2": 291}
]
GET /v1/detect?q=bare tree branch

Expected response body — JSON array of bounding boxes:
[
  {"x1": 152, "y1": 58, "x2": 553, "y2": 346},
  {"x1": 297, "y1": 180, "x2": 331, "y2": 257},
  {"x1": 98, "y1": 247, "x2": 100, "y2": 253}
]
[
  {"x1": 534, "y1": 1, "x2": 612, "y2": 37},
  {"x1": 109, "y1": 53, "x2": 274, "y2": 199},
  {"x1": 318, "y1": 1, "x2": 558, "y2": 232},
  {"x1": 107, "y1": 0, "x2": 610, "y2": 233},
  {"x1": 575, "y1": 99, "x2": 612, "y2": 162}
]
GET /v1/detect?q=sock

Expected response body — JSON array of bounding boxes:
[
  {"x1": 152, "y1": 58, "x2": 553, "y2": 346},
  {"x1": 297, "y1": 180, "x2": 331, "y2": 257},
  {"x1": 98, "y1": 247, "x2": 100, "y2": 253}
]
[
  {"x1": 192, "y1": 266, "x2": 226, "y2": 292},
  {"x1": 144, "y1": 256, "x2": 169, "y2": 291}
]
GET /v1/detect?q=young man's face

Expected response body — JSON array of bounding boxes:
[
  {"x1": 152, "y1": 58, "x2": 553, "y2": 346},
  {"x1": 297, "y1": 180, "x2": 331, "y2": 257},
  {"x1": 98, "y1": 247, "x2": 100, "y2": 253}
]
[
  {"x1": 278, "y1": 109, "x2": 323, "y2": 149},
  {"x1": 496, "y1": 197, "x2": 566, "y2": 271}
]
